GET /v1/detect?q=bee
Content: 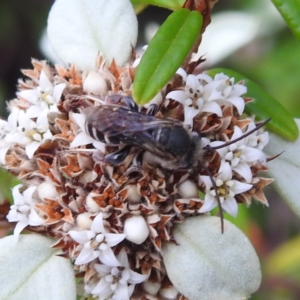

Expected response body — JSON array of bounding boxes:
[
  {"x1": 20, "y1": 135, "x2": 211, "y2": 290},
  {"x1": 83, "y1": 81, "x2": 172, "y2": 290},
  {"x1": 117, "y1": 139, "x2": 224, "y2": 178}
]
[{"x1": 84, "y1": 95, "x2": 270, "y2": 232}]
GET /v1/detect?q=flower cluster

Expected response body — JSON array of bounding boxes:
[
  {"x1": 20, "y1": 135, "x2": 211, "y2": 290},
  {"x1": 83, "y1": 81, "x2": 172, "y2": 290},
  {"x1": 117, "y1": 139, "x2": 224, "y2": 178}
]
[{"x1": 1, "y1": 57, "x2": 272, "y2": 299}]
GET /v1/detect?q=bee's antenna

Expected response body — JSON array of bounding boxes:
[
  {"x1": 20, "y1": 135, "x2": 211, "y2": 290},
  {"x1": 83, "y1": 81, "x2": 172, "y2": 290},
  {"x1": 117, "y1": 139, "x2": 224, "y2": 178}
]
[
  {"x1": 207, "y1": 118, "x2": 271, "y2": 150},
  {"x1": 202, "y1": 165, "x2": 224, "y2": 233}
]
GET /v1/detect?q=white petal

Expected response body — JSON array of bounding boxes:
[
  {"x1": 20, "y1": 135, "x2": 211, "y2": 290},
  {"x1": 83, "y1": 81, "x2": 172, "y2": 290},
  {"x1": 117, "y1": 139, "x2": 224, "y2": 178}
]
[
  {"x1": 18, "y1": 89, "x2": 39, "y2": 104},
  {"x1": 36, "y1": 109, "x2": 50, "y2": 129},
  {"x1": 75, "y1": 247, "x2": 95, "y2": 265},
  {"x1": 222, "y1": 197, "x2": 238, "y2": 217},
  {"x1": 117, "y1": 248, "x2": 129, "y2": 267},
  {"x1": 198, "y1": 193, "x2": 217, "y2": 213},
  {"x1": 106, "y1": 233, "x2": 126, "y2": 247},
  {"x1": 218, "y1": 161, "x2": 232, "y2": 181},
  {"x1": 47, "y1": 0, "x2": 138, "y2": 69},
  {"x1": 28, "y1": 208, "x2": 45, "y2": 226},
  {"x1": 186, "y1": 74, "x2": 198, "y2": 90},
  {"x1": 92, "y1": 277, "x2": 112, "y2": 297},
  {"x1": 0, "y1": 145, "x2": 10, "y2": 165},
  {"x1": 69, "y1": 230, "x2": 90, "y2": 244},
  {"x1": 25, "y1": 141, "x2": 41, "y2": 159},
  {"x1": 199, "y1": 175, "x2": 213, "y2": 191},
  {"x1": 202, "y1": 101, "x2": 222, "y2": 116},
  {"x1": 166, "y1": 90, "x2": 188, "y2": 103},
  {"x1": 91, "y1": 212, "x2": 105, "y2": 233},
  {"x1": 232, "y1": 180, "x2": 252, "y2": 195},
  {"x1": 99, "y1": 246, "x2": 120, "y2": 267},
  {"x1": 70, "y1": 132, "x2": 94, "y2": 148},
  {"x1": 243, "y1": 147, "x2": 265, "y2": 162},
  {"x1": 227, "y1": 96, "x2": 245, "y2": 115},
  {"x1": 233, "y1": 163, "x2": 252, "y2": 182},
  {"x1": 128, "y1": 270, "x2": 148, "y2": 284},
  {"x1": 13, "y1": 220, "x2": 29, "y2": 242},
  {"x1": 94, "y1": 263, "x2": 112, "y2": 276},
  {"x1": 12, "y1": 184, "x2": 24, "y2": 205},
  {"x1": 53, "y1": 83, "x2": 66, "y2": 102}
]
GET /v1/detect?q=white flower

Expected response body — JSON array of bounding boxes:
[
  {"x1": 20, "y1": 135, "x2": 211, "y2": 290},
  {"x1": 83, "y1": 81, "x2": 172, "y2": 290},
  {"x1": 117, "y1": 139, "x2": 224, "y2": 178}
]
[
  {"x1": 91, "y1": 248, "x2": 147, "y2": 300},
  {"x1": 7, "y1": 184, "x2": 45, "y2": 241},
  {"x1": 4, "y1": 109, "x2": 53, "y2": 159},
  {"x1": 0, "y1": 113, "x2": 19, "y2": 164},
  {"x1": 167, "y1": 73, "x2": 223, "y2": 126},
  {"x1": 209, "y1": 73, "x2": 247, "y2": 115},
  {"x1": 69, "y1": 212, "x2": 126, "y2": 266},
  {"x1": 210, "y1": 125, "x2": 267, "y2": 182},
  {"x1": 246, "y1": 121, "x2": 270, "y2": 151},
  {"x1": 69, "y1": 112, "x2": 105, "y2": 151},
  {"x1": 199, "y1": 161, "x2": 252, "y2": 217},
  {"x1": 17, "y1": 70, "x2": 66, "y2": 118}
]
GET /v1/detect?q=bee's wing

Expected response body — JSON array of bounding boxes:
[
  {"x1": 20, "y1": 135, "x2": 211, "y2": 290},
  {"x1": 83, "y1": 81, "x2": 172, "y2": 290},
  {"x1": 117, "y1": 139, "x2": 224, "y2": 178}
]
[
  {"x1": 85, "y1": 105, "x2": 181, "y2": 135},
  {"x1": 84, "y1": 105, "x2": 179, "y2": 158}
]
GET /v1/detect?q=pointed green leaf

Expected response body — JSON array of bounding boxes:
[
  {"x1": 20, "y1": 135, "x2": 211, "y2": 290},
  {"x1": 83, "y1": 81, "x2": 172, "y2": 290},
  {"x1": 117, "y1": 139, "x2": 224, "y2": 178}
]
[
  {"x1": 131, "y1": 0, "x2": 184, "y2": 10},
  {"x1": 207, "y1": 68, "x2": 299, "y2": 141},
  {"x1": 271, "y1": 0, "x2": 300, "y2": 41},
  {"x1": 133, "y1": 9, "x2": 202, "y2": 104},
  {"x1": 0, "y1": 234, "x2": 76, "y2": 300},
  {"x1": 162, "y1": 216, "x2": 261, "y2": 300}
]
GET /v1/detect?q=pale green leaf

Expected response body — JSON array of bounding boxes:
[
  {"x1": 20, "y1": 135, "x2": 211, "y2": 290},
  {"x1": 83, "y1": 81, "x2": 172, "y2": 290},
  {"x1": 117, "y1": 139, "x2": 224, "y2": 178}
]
[
  {"x1": 265, "y1": 119, "x2": 300, "y2": 218},
  {"x1": 0, "y1": 234, "x2": 76, "y2": 300},
  {"x1": 47, "y1": 0, "x2": 138, "y2": 69},
  {"x1": 162, "y1": 216, "x2": 261, "y2": 300}
]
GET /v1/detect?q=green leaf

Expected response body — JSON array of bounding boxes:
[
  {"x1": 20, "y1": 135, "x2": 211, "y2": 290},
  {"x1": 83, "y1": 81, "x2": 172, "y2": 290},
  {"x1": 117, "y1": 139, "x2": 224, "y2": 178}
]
[
  {"x1": 0, "y1": 168, "x2": 18, "y2": 203},
  {"x1": 0, "y1": 234, "x2": 76, "y2": 300},
  {"x1": 207, "y1": 68, "x2": 299, "y2": 141},
  {"x1": 271, "y1": 0, "x2": 300, "y2": 41},
  {"x1": 131, "y1": 0, "x2": 184, "y2": 11},
  {"x1": 265, "y1": 119, "x2": 300, "y2": 219},
  {"x1": 133, "y1": 9, "x2": 202, "y2": 104},
  {"x1": 162, "y1": 216, "x2": 261, "y2": 300}
]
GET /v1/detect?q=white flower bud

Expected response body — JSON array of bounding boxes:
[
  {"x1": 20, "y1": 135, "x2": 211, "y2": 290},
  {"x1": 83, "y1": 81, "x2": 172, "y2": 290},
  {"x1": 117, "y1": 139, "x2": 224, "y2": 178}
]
[
  {"x1": 127, "y1": 185, "x2": 141, "y2": 203},
  {"x1": 178, "y1": 180, "x2": 198, "y2": 198},
  {"x1": 76, "y1": 212, "x2": 93, "y2": 230},
  {"x1": 82, "y1": 70, "x2": 109, "y2": 96},
  {"x1": 85, "y1": 192, "x2": 101, "y2": 213},
  {"x1": 159, "y1": 285, "x2": 178, "y2": 299},
  {"x1": 37, "y1": 182, "x2": 58, "y2": 200},
  {"x1": 143, "y1": 280, "x2": 161, "y2": 295},
  {"x1": 124, "y1": 215, "x2": 149, "y2": 244}
]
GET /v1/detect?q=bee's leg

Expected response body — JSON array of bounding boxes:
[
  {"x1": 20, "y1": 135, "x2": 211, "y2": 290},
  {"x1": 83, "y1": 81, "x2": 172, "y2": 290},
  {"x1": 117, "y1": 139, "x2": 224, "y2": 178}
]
[
  {"x1": 103, "y1": 145, "x2": 132, "y2": 165},
  {"x1": 122, "y1": 96, "x2": 139, "y2": 112},
  {"x1": 147, "y1": 104, "x2": 159, "y2": 116}
]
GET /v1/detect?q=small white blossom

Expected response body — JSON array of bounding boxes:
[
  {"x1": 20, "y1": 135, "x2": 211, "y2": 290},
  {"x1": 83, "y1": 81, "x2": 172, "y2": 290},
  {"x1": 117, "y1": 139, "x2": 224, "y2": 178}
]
[
  {"x1": 17, "y1": 70, "x2": 66, "y2": 118},
  {"x1": 199, "y1": 161, "x2": 252, "y2": 217},
  {"x1": 210, "y1": 125, "x2": 266, "y2": 182},
  {"x1": 91, "y1": 248, "x2": 147, "y2": 300},
  {"x1": 4, "y1": 109, "x2": 53, "y2": 159},
  {"x1": 246, "y1": 121, "x2": 270, "y2": 151},
  {"x1": 167, "y1": 73, "x2": 223, "y2": 126},
  {"x1": 69, "y1": 212, "x2": 126, "y2": 266},
  {"x1": 7, "y1": 184, "x2": 45, "y2": 241},
  {"x1": 0, "y1": 114, "x2": 18, "y2": 164}
]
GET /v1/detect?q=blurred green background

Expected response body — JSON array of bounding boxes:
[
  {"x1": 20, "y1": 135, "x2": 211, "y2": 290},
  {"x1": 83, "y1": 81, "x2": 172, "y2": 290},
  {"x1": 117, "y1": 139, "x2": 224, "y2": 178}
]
[{"x1": 0, "y1": 0, "x2": 300, "y2": 299}]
